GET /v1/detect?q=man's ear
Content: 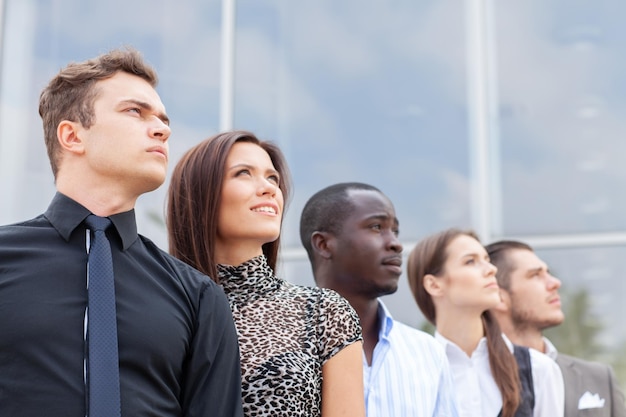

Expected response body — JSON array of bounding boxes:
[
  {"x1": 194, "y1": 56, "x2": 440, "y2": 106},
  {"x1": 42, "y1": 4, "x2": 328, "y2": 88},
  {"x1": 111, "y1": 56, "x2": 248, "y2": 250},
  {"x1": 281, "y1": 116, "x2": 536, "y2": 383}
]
[
  {"x1": 493, "y1": 288, "x2": 511, "y2": 312},
  {"x1": 310, "y1": 231, "x2": 334, "y2": 260},
  {"x1": 423, "y1": 273, "x2": 443, "y2": 297},
  {"x1": 57, "y1": 120, "x2": 85, "y2": 155}
]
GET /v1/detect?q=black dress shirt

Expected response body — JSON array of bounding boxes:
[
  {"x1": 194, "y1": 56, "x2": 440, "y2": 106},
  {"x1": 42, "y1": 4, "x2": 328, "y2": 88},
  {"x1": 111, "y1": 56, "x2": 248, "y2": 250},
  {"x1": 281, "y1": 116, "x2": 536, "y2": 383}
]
[{"x1": 0, "y1": 193, "x2": 243, "y2": 417}]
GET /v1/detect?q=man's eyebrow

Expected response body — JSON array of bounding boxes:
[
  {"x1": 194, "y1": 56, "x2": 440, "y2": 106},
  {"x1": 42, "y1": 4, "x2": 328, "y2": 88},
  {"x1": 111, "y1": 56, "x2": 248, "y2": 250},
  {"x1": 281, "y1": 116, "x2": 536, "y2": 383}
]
[
  {"x1": 526, "y1": 266, "x2": 543, "y2": 275},
  {"x1": 365, "y1": 214, "x2": 390, "y2": 221},
  {"x1": 121, "y1": 99, "x2": 170, "y2": 125},
  {"x1": 363, "y1": 214, "x2": 399, "y2": 227}
]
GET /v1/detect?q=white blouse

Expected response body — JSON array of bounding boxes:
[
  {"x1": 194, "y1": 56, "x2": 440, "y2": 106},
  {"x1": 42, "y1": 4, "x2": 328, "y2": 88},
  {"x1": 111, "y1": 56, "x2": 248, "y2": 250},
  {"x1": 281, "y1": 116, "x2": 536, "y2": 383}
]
[{"x1": 435, "y1": 332, "x2": 564, "y2": 417}]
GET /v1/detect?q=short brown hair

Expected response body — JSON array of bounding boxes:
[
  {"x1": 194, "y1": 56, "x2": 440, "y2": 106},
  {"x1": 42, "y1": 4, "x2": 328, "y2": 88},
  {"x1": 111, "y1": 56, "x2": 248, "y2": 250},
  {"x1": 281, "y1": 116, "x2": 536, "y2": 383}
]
[
  {"x1": 39, "y1": 47, "x2": 158, "y2": 178},
  {"x1": 485, "y1": 240, "x2": 533, "y2": 291},
  {"x1": 166, "y1": 130, "x2": 292, "y2": 282}
]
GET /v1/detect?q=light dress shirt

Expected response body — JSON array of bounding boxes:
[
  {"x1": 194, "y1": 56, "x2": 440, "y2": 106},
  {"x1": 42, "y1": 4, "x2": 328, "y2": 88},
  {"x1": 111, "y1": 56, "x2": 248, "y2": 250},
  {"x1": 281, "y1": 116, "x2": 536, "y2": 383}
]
[
  {"x1": 435, "y1": 332, "x2": 564, "y2": 417},
  {"x1": 543, "y1": 337, "x2": 559, "y2": 360},
  {"x1": 364, "y1": 301, "x2": 459, "y2": 417}
]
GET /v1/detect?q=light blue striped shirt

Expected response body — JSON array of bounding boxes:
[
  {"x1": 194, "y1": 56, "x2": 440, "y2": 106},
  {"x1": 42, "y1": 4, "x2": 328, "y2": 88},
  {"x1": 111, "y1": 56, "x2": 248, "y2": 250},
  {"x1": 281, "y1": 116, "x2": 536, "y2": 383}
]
[{"x1": 364, "y1": 301, "x2": 459, "y2": 417}]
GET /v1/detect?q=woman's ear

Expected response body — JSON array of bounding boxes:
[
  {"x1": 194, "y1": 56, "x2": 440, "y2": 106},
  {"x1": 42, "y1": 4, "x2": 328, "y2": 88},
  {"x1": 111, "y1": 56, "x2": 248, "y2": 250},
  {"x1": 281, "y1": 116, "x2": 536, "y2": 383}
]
[
  {"x1": 57, "y1": 120, "x2": 85, "y2": 155},
  {"x1": 423, "y1": 273, "x2": 443, "y2": 297}
]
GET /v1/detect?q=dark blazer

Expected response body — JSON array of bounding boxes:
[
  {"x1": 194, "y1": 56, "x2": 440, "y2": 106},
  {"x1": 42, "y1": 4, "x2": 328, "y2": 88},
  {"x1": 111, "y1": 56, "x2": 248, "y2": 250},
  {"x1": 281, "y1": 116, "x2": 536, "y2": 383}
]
[{"x1": 556, "y1": 353, "x2": 626, "y2": 417}]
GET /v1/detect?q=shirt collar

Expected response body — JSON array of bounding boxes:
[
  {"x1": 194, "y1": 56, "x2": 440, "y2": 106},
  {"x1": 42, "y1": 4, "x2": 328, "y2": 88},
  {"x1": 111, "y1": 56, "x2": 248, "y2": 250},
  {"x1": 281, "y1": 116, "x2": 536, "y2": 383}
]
[
  {"x1": 501, "y1": 333, "x2": 515, "y2": 353},
  {"x1": 543, "y1": 337, "x2": 558, "y2": 360},
  {"x1": 434, "y1": 330, "x2": 455, "y2": 352},
  {"x1": 376, "y1": 299, "x2": 395, "y2": 339},
  {"x1": 434, "y1": 330, "x2": 514, "y2": 355},
  {"x1": 44, "y1": 192, "x2": 138, "y2": 250}
]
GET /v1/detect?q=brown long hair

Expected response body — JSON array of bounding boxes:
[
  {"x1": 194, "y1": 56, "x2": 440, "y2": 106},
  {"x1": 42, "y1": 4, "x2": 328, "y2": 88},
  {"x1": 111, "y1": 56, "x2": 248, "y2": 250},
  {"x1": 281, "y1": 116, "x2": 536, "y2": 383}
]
[
  {"x1": 166, "y1": 130, "x2": 292, "y2": 282},
  {"x1": 406, "y1": 228, "x2": 521, "y2": 417}
]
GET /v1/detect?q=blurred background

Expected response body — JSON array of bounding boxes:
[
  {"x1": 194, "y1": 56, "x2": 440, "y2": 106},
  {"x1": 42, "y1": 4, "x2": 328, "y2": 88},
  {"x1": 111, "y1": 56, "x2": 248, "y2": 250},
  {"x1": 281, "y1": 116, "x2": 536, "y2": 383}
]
[{"x1": 1, "y1": 0, "x2": 625, "y2": 384}]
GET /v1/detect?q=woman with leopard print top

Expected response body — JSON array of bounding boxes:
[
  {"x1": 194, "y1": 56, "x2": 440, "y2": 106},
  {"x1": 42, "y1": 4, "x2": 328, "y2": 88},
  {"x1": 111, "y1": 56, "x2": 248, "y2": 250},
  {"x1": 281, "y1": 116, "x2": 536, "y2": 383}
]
[{"x1": 167, "y1": 130, "x2": 365, "y2": 417}]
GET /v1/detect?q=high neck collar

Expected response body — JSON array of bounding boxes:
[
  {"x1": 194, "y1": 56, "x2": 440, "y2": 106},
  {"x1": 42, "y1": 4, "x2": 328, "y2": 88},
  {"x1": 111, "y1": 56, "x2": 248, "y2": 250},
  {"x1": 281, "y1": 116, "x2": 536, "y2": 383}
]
[{"x1": 218, "y1": 255, "x2": 281, "y2": 297}]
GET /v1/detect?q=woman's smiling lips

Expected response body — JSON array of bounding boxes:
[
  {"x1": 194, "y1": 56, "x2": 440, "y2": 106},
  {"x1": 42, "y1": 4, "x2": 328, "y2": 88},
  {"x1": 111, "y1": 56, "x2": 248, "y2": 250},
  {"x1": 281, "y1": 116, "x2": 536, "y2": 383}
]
[{"x1": 251, "y1": 203, "x2": 279, "y2": 215}]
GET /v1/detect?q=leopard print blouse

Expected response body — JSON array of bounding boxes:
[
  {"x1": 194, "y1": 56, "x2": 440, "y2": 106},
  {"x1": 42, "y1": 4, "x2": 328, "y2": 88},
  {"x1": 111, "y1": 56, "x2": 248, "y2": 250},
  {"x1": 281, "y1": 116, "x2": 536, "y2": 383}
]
[{"x1": 218, "y1": 255, "x2": 362, "y2": 416}]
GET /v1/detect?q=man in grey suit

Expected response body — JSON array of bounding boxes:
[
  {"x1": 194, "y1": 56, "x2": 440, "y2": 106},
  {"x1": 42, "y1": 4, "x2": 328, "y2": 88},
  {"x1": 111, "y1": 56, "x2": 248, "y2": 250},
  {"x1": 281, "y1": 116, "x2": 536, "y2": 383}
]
[{"x1": 486, "y1": 240, "x2": 626, "y2": 417}]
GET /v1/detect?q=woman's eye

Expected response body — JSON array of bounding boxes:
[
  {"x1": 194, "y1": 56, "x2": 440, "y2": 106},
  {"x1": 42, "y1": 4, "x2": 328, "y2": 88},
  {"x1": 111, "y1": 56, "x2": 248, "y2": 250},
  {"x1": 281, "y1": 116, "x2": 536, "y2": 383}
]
[
  {"x1": 128, "y1": 107, "x2": 141, "y2": 114},
  {"x1": 267, "y1": 174, "x2": 280, "y2": 184},
  {"x1": 236, "y1": 169, "x2": 251, "y2": 176}
]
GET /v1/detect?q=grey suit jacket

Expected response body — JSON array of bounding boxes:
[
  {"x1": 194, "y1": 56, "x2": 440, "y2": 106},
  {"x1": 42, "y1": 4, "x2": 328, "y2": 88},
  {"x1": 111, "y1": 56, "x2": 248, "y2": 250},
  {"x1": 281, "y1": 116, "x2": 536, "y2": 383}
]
[{"x1": 556, "y1": 353, "x2": 626, "y2": 417}]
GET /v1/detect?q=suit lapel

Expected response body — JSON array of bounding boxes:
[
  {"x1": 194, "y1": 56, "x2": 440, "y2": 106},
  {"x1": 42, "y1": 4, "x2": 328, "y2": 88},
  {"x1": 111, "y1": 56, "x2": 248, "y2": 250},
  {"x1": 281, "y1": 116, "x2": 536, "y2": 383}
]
[{"x1": 557, "y1": 355, "x2": 582, "y2": 417}]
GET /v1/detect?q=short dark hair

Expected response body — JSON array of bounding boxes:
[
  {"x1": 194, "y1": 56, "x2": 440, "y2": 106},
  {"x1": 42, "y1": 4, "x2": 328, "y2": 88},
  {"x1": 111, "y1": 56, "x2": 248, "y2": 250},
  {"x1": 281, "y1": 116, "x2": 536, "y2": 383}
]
[
  {"x1": 484, "y1": 240, "x2": 533, "y2": 290},
  {"x1": 39, "y1": 47, "x2": 158, "y2": 178},
  {"x1": 299, "y1": 182, "x2": 381, "y2": 264},
  {"x1": 167, "y1": 130, "x2": 292, "y2": 282}
]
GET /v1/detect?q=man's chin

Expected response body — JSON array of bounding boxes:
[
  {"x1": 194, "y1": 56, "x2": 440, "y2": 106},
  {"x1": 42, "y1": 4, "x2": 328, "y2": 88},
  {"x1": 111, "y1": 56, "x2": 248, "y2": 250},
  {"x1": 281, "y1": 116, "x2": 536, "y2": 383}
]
[
  {"x1": 377, "y1": 284, "x2": 399, "y2": 297},
  {"x1": 540, "y1": 317, "x2": 565, "y2": 330},
  {"x1": 141, "y1": 175, "x2": 166, "y2": 193}
]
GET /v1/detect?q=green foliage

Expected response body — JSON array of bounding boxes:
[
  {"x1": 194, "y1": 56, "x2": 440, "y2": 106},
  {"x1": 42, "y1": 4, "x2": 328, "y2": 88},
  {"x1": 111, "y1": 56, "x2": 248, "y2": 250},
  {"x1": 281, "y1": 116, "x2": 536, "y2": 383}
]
[
  {"x1": 544, "y1": 286, "x2": 626, "y2": 388},
  {"x1": 544, "y1": 287, "x2": 605, "y2": 359},
  {"x1": 611, "y1": 341, "x2": 626, "y2": 390},
  {"x1": 419, "y1": 320, "x2": 436, "y2": 336}
]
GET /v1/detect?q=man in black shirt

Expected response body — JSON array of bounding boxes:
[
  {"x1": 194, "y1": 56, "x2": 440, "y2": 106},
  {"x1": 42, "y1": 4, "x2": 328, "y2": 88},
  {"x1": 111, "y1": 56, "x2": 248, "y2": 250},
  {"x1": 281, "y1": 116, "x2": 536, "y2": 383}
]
[{"x1": 0, "y1": 48, "x2": 243, "y2": 416}]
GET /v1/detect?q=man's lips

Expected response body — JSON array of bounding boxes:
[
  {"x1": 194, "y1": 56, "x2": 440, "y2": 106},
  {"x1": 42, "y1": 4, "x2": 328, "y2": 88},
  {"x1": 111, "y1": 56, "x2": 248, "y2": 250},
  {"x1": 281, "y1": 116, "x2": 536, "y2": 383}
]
[
  {"x1": 382, "y1": 256, "x2": 402, "y2": 267},
  {"x1": 148, "y1": 146, "x2": 168, "y2": 160},
  {"x1": 548, "y1": 296, "x2": 561, "y2": 305},
  {"x1": 382, "y1": 256, "x2": 403, "y2": 274}
]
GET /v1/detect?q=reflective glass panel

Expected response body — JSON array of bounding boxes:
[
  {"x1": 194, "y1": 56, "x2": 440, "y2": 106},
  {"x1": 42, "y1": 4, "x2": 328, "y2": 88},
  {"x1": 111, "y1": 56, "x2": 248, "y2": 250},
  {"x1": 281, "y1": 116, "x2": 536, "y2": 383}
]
[
  {"x1": 0, "y1": 0, "x2": 222, "y2": 245},
  {"x1": 494, "y1": 1, "x2": 626, "y2": 236},
  {"x1": 234, "y1": 0, "x2": 471, "y2": 246}
]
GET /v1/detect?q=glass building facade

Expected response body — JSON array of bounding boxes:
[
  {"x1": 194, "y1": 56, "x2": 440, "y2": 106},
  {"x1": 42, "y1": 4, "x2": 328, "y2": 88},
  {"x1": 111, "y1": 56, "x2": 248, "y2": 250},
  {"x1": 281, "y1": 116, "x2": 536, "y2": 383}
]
[{"x1": 2, "y1": 0, "x2": 625, "y2": 383}]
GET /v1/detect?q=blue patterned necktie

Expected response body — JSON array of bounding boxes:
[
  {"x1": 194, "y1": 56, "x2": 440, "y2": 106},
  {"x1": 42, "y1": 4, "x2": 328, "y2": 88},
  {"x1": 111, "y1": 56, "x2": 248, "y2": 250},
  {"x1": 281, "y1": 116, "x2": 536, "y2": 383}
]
[{"x1": 85, "y1": 215, "x2": 121, "y2": 417}]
